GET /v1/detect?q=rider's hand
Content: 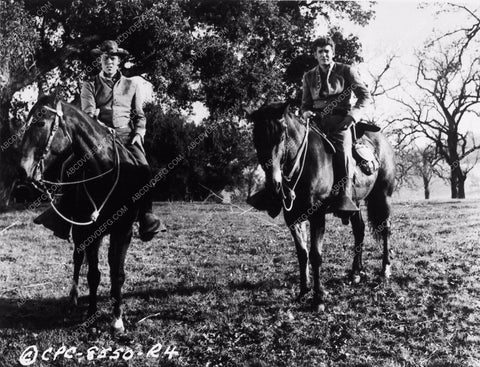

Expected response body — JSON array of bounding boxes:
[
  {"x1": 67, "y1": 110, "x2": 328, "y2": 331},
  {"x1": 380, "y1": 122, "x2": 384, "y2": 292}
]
[
  {"x1": 338, "y1": 115, "x2": 355, "y2": 130},
  {"x1": 130, "y1": 133, "x2": 143, "y2": 146},
  {"x1": 302, "y1": 111, "x2": 314, "y2": 120}
]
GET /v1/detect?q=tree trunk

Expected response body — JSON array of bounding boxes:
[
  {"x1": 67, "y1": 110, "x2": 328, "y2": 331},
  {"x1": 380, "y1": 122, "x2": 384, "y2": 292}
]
[
  {"x1": 0, "y1": 95, "x2": 16, "y2": 210},
  {"x1": 450, "y1": 170, "x2": 458, "y2": 199},
  {"x1": 423, "y1": 176, "x2": 430, "y2": 200},
  {"x1": 449, "y1": 164, "x2": 467, "y2": 199},
  {"x1": 457, "y1": 172, "x2": 466, "y2": 199}
]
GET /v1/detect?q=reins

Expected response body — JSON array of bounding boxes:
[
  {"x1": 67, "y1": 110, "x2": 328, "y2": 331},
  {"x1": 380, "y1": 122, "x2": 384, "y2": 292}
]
[
  {"x1": 33, "y1": 101, "x2": 121, "y2": 226},
  {"x1": 280, "y1": 116, "x2": 309, "y2": 212}
]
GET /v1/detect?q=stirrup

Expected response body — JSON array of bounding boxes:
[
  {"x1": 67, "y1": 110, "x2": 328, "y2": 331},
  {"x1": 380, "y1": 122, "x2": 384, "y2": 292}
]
[{"x1": 336, "y1": 195, "x2": 359, "y2": 212}]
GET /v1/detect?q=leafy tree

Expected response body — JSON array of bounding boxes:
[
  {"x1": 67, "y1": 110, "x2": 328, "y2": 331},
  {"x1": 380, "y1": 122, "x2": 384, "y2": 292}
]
[{"x1": 0, "y1": 0, "x2": 375, "y2": 205}]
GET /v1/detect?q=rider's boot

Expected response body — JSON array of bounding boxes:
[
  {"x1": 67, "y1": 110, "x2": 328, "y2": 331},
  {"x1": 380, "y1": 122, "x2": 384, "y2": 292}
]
[
  {"x1": 34, "y1": 192, "x2": 72, "y2": 240},
  {"x1": 332, "y1": 144, "x2": 359, "y2": 225},
  {"x1": 247, "y1": 187, "x2": 282, "y2": 218},
  {"x1": 138, "y1": 189, "x2": 165, "y2": 242}
]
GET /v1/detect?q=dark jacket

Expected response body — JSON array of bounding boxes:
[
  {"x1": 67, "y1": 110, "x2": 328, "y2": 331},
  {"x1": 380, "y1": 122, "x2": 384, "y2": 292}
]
[{"x1": 301, "y1": 62, "x2": 371, "y2": 122}]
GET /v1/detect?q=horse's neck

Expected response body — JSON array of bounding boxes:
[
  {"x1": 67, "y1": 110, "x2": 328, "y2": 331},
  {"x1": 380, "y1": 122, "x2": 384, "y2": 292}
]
[
  {"x1": 65, "y1": 106, "x2": 114, "y2": 173},
  {"x1": 285, "y1": 117, "x2": 307, "y2": 163},
  {"x1": 283, "y1": 117, "x2": 331, "y2": 179}
]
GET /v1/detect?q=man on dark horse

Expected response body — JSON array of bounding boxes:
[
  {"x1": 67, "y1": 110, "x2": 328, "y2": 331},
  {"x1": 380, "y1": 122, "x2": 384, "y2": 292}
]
[
  {"x1": 302, "y1": 36, "x2": 371, "y2": 218},
  {"x1": 249, "y1": 36, "x2": 372, "y2": 222},
  {"x1": 34, "y1": 40, "x2": 164, "y2": 241}
]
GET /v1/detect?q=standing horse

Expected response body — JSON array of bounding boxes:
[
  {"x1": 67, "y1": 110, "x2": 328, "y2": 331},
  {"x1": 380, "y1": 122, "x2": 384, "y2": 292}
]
[
  {"x1": 19, "y1": 95, "x2": 149, "y2": 333},
  {"x1": 248, "y1": 102, "x2": 395, "y2": 312}
]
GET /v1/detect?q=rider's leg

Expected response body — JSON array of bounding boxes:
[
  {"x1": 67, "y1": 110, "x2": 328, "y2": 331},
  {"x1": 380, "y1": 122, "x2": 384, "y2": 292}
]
[
  {"x1": 330, "y1": 124, "x2": 359, "y2": 214},
  {"x1": 123, "y1": 137, "x2": 165, "y2": 241}
]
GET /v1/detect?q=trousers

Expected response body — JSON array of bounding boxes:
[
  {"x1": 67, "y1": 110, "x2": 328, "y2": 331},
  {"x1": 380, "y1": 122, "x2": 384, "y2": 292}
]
[
  {"x1": 313, "y1": 114, "x2": 354, "y2": 188},
  {"x1": 115, "y1": 129, "x2": 153, "y2": 215},
  {"x1": 115, "y1": 129, "x2": 149, "y2": 167}
]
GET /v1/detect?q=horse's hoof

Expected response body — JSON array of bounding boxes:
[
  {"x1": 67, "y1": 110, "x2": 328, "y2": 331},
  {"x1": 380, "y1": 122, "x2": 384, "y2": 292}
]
[
  {"x1": 352, "y1": 273, "x2": 361, "y2": 284},
  {"x1": 312, "y1": 293, "x2": 326, "y2": 312},
  {"x1": 349, "y1": 270, "x2": 363, "y2": 284},
  {"x1": 295, "y1": 289, "x2": 311, "y2": 304},
  {"x1": 382, "y1": 264, "x2": 392, "y2": 279},
  {"x1": 111, "y1": 317, "x2": 125, "y2": 335},
  {"x1": 313, "y1": 303, "x2": 325, "y2": 313}
]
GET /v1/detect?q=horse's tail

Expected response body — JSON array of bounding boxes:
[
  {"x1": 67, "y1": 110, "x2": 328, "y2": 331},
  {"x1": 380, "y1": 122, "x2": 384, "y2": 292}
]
[{"x1": 365, "y1": 136, "x2": 395, "y2": 241}]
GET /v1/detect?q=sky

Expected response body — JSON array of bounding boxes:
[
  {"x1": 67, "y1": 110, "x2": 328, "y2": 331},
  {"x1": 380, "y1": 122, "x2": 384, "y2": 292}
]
[
  {"x1": 342, "y1": 0, "x2": 480, "y2": 197},
  {"x1": 338, "y1": 1, "x2": 480, "y2": 133}
]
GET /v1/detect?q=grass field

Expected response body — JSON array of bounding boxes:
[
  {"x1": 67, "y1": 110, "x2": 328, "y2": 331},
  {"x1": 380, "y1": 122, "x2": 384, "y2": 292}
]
[{"x1": 0, "y1": 199, "x2": 479, "y2": 367}]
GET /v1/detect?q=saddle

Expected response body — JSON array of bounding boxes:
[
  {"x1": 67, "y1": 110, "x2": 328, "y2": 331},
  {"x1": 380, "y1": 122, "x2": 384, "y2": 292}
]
[
  {"x1": 352, "y1": 135, "x2": 379, "y2": 176},
  {"x1": 312, "y1": 122, "x2": 380, "y2": 176}
]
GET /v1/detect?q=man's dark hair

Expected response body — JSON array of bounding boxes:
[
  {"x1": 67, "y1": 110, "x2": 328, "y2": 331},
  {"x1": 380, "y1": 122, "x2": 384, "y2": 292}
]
[{"x1": 311, "y1": 37, "x2": 335, "y2": 53}]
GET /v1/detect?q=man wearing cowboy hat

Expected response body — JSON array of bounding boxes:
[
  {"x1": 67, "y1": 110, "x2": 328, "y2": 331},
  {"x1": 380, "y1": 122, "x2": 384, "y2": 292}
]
[
  {"x1": 34, "y1": 40, "x2": 166, "y2": 241},
  {"x1": 81, "y1": 40, "x2": 164, "y2": 241},
  {"x1": 34, "y1": 40, "x2": 164, "y2": 241}
]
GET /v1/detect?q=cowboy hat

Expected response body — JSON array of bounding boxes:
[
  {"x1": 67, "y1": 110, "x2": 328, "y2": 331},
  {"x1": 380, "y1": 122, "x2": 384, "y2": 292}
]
[{"x1": 91, "y1": 40, "x2": 129, "y2": 57}]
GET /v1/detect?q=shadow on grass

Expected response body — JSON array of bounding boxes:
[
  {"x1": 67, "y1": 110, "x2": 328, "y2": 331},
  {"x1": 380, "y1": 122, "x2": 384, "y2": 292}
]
[
  {"x1": 0, "y1": 278, "x2": 289, "y2": 331},
  {"x1": 0, "y1": 294, "x2": 78, "y2": 331}
]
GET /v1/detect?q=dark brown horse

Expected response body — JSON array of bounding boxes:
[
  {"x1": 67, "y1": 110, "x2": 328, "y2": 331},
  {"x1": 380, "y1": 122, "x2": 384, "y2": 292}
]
[
  {"x1": 19, "y1": 95, "x2": 150, "y2": 333},
  {"x1": 248, "y1": 102, "x2": 395, "y2": 312}
]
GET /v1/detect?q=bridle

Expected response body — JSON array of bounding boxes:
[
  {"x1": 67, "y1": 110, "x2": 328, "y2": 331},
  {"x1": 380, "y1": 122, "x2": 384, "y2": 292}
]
[
  {"x1": 30, "y1": 101, "x2": 73, "y2": 181},
  {"x1": 29, "y1": 101, "x2": 121, "y2": 226},
  {"x1": 277, "y1": 112, "x2": 310, "y2": 211}
]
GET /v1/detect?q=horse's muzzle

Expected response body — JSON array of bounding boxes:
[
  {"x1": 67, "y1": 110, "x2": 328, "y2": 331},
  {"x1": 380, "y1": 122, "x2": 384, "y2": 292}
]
[
  {"x1": 272, "y1": 168, "x2": 282, "y2": 194},
  {"x1": 19, "y1": 156, "x2": 43, "y2": 184}
]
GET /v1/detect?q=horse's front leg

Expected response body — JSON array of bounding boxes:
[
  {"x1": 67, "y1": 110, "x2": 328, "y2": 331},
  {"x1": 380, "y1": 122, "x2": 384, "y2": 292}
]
[
  {"x1": 288, "y1": 221, "x2": 309, "y2": 300},
  {"x1": 350, "y1": 210, "x2": 365, "y2": 284},
  {"x1": 69, "y1": 247, "x2": 84, "y2": 308},
  {"x1": 84, "y1": 238, "x2": 102, "y2": 317},
  {"x1": 73, "y1": 228, "x2": 102, "y2": 318},
  {"x1": 310, "y1": 214, "x2": 326, "y2": 312},
  {"x1": 108, "y1": 228, "x2": 132, "y2": 335}
]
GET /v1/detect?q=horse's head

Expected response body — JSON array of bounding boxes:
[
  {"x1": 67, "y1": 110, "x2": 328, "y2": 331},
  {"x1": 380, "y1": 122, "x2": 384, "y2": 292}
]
[
  {"x1": 19, "y1": 95, "x2": 72, "y2": 182},
  {"x1": 248, "y1": 102, "x2": 291, "y2": 194}
]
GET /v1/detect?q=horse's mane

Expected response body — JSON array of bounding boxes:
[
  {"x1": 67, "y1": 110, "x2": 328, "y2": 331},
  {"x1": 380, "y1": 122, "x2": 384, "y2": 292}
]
[
  {"x1": 28, "y1": 95, "x2": 105, "y2": 133},
  {"x1": 250, "y1": 101, "x2": 288, "y2": 124},
  {"x1": 250, "y1": 101, "x2": 290, "y2": 146},
  {"x1": 26, "y1": 95, "x2": 56, "y2": 122},
  {"x1": 37, "y1": 94, "x2": 56, "y2": 106}
]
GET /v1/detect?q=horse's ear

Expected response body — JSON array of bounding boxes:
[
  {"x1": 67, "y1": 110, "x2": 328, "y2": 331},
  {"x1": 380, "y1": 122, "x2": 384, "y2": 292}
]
[
  {"x1": 48, "y1": 86, "x2": 63, "y2": 105},
  {"x1": 282, "y1": 104, "x2": 291, "y2": 123},
  {"x1": 281, "y1": 104, "x2": 294, "y2": 128}
]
